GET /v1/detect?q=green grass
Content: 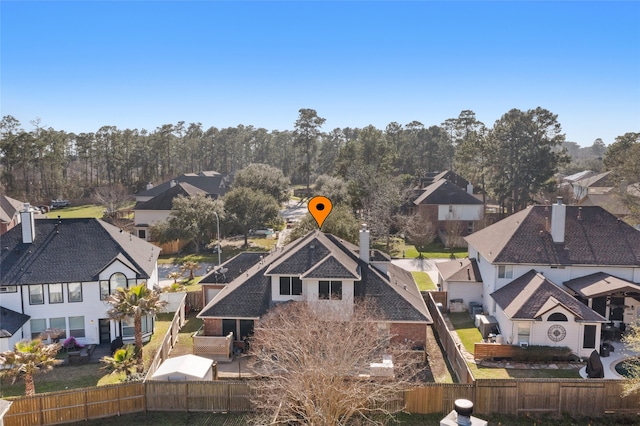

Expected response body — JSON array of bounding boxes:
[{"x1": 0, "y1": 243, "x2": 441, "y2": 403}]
[
  {"x1": 411, "y1": 271, "x2": 436, "y2": 291},
  {"x1": 447, "y1": 312, "x2": 582, "y2": 380},
  {"x1": 46, "y1": 204, "x2": 105, "y2": 219},
  {"x1": 374, "y1": 239, "x2": 467, "y2": 259}
]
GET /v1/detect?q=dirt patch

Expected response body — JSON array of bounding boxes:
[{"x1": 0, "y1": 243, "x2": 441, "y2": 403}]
[{"x1": 425, "y1": 325, "x2": 454, "y2": 383}]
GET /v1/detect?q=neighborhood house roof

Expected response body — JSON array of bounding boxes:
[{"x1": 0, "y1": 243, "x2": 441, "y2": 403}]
[
  {"x1": 0, "y1": 218, "x2": 159, "y2": 285},
  {"x1": 490, "y1": 270, "x2": 607, "y2": 322},
  {"x1": 134, "y1": 182, "x2": 208, "y2": 210},
  {"x1": 199, "y1": 231, "x2": 432, "y2": 324},
  {"x1": 413, "y1": 179, "x2": 482, "y2": 206},
  {"x1": 436, "y1": 258, "x2": 482, "y2": 282},
  {"x1": 465, "y1": 205, "x2": 640, "y2": 266},
  {"x1": 137, "y1": 171, "x2": 228, "y2": 199},
  {"x1": 573, "y1": 171, "x2": 615, "y2": 189},
  {"x1": 0, "y1": 306, "x2": 31, "y2": 338},
  {"x1": 200, "y1": 252, "x2": 265, "y2": 284},
  {"x1": 564, "y1": 273, "x2": 640, "y2": 299},
  {"x1": 0, "y1": 195, "x2": 24, "y2": 224}
]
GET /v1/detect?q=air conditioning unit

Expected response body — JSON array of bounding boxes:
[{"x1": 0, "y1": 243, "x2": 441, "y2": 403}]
[{"x1": 519, "y1": 342, "x2": 529, "y2": 349}]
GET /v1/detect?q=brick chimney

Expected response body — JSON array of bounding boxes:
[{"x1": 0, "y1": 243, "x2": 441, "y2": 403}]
[
  {"x1": 20, "y1": 203, "x2": 35, "y2": 244},
  {"x1": 551, "y1": 197, "x2": 566, "y2": 243},
  {"x1": 359, "y1": 224, "x2": 370, "y2": 263}
]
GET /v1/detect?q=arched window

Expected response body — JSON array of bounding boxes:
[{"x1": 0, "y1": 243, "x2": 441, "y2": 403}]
[
  {"x1": 110, "y1": 273, "x2": 127, "y2": 290},
  {"x1": 548, "y1": 312, "x2": 568, "y2": 322}
]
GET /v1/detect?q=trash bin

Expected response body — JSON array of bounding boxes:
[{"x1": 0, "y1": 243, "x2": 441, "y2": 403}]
[{"x1": 600, "y1": 344, "x2": 610, "y2": 357}]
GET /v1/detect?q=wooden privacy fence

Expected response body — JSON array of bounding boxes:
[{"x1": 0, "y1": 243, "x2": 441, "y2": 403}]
[
  {"x1": 145, "y1": 294, "x2": 186, "y2": 380},
  {"x1": 474, "y1": 342, "x2": 517, "y2": 360},
  {"x1": 2, "y1": 383, "x2": 144, "y2": 426},
  {"x1": 425, "y1": 292, "x2": 475, "y2": 384},
  {"x1": 145, "y1": 381, "x2": 251, "y2": 412},
  {"x1": 3, "y1": 379, "x2": 640, "y2": 425}
]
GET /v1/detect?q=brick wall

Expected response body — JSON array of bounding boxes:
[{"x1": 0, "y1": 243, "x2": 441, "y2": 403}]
[
  {"x1": 390, "y1": 322, "x2": 427, "y2": 346},
  {"x1": 203, "y1": 318, "x2": 222, "y2": 336}
]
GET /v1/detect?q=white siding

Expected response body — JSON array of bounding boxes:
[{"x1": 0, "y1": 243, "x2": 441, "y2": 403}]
[{"x1": 437, "y1": 204, "x2": 483, "y2": 221}]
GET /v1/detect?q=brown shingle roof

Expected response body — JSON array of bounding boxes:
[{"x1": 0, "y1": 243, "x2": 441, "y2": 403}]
[
  {"x1": 491, "y1": 270, "x2": 606, "y2": 322},
  {"x1": 564, "y1": 272, "x2": 640, "y2": 298},
  {"x1": 465, "y1": 205, "x2": 640, "y2": 266},
  {"x1": 413, "y1": 179, "x2": 482, "y2": 206},
  {"x1": 436, "y1": 258, "x2": 482, "y2": 282}
]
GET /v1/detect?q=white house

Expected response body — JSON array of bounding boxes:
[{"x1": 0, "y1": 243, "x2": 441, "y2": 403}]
[
  {"x1": 456, "y1": 197, "x2": 640, "y2": 358},
  {"x1": 0, "y1": 205, "x2": 161, "y2": 352}
]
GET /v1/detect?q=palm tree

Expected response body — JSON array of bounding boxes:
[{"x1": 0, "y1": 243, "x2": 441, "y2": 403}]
[
  {"x1": 179, "y1": 261, "x2": 200, "y2": 280},
  {"x1": 101, "y1": 344, "x2": 138, "y2": 378},
  {"x1": 105, "y1": 283, "x2": 167, "y2": 372},
  {"x1": 0, "y1": 339, "x2": 62, "y2": 396}
]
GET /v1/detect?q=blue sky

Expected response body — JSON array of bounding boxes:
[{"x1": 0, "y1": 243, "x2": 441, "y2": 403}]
[{"x1": 2, "y1": 1, "x2": 639, "y2": 146}]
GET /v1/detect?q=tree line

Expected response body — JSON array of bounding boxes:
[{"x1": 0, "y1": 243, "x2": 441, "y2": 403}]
[{"x1": 1, "y1": 110, "x2": 637, "y2": 215}]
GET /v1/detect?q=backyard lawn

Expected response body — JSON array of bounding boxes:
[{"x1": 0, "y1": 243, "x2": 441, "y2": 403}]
[
  {"x1": 411, "y1": 271, "x2": 436, "y2": 291},
  {"x1": 447, "y1": 312, "x2": 582, "y2": 380}
]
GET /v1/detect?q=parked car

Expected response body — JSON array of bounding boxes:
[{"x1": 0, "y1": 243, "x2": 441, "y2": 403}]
[
  {"x1": 250, "y1": 228, "x2": 274, "y2": 236},
  {"x1": 50, "y1": 199, "x2": 70, "y2": 209}
]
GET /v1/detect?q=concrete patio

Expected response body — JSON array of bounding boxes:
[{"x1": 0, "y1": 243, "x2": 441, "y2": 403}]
[{"x1": 579, "y1": 341, "x2": 639, "y2": 379}]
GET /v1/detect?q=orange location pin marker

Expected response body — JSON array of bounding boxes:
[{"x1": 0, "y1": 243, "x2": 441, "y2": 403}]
[{"x1": 308, "y1": 196, "x2": 333, "y2": 229}]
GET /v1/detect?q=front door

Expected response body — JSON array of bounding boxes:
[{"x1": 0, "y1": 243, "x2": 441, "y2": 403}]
[{"x1": 99, "y1": 319, "x2": 111, "y2": 344}]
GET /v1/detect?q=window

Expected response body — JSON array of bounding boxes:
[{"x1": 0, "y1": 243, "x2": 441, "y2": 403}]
[
  {"x1": 0, "y1": 286, "x2": 17, "y2": 293},
  {"x1": 30, "y1": 319, "x2": 46, "y2": 339},
  {"x1": 319, "y1": 280, "x2": 342, "y2": 300},
  {"x1": 467, "y1": 221, "x2": 474, "y2": 234},
  {"x1": 100, "y1": 280, "x2": 110, "y2": 300},
  {"x1": 100, "y1": 273, "x2": 128, "y2": 300},
  {"x1": 583, "y1": 325, "x2": 596, "y2": 349},
  {"x1": 68, "y1": 282, "x2": 82, "y2": 302},
  {"x1": 69, "y1": 316, "x2": 85, "y2": 338},
  {"x1": 548, "y1": 313, "x2": 568, "y2": 321},
  {"x1": 49, "y1": 317, "x2": 66, "y2": 339},
  {"x1": 517, "y1": 322, "x2": 530, "y2": 345},
  {"x1": 222, "y1": 319, "x2": 236, "y2": 338},
  {"x1": 448, "y1": 205, "x2": 453, "y2": 213},
  {"x1": 29, "y1": 285, "x2": 44, "y2": 305},
  {"x1": 279, "y1": 276, "x2": 302, "y2": 296},
  {"x1": 48, "y1": 283, "x2": 63, "y2": 304},
  {"x1": 498, "y1": 265, "x2": 513, "y2": 279},
  {"x1": 239, "y1": 320, "x2": 254, "y2": 340},
  {"x1": 138, "y1": 229, "x2": 146, "y2": 239},
  {"x1": 121, "y1": 315, "x2": 152, "y2": 338}
]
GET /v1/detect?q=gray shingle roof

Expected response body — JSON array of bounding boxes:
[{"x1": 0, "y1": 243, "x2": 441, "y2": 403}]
[
  {"x1": 200, "y1": 252, "x2": 265, "y2": 284},
  {"x1": 199, "y1": 231, "x2": 432, "y2": 323},
  {"x1": 1, "y1": 217, "x2": 159, "y2": 285},
  {"x1": 564, "y1": 272, "x2": 640, "y2": 298},
  {"x1": 491, "y1": 270, "x2": 606, "y2": 322},
  {"x1": 465, "y1": 205, "x2": 640, "y2": 266},
  {"x1": 134, "y1": 182, "x2": 208, "y2": 210},
  {"x1": 300, "y1": 255, "x2": 360, "y2": 280},
  {"x1": 0, "y1": 195, "x2": 24, "y2": 224},
  {"x1": 0, "y1": 306, "x2": 30, "y2": 337},
  {"x1": 413, "y1": 179, "x2": 482, "y2": 206},
  {"x1": 436, "y1": 258, "x2": 482, "y2": 282},
  {"x1": 137, "y1": 172, "x2": 228, "y2": 199}
]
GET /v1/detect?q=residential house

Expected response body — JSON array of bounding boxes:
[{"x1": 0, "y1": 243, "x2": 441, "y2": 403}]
[
  {"x1": 0, "y1": 195, "x2": 27, "y2": 235},
  {"x1": 435, "y1": 258, "x2": 482, "y2": 311},
  {"x1": 0, "y1": 205, "x2": 160, "y2": 352},
  {"x1": 197, "y1": 226, "x2": 432, "y2": 349},
  {"x1": 133, "y1": 171, "x2": 230, "y2": 241},
  {"x1": 444, "y1": 197, "x2": 640, "y2": 358},
  {"x1": 570, "y1": 170, "x2": 616, "y2": 201},
  {"x1": 412, "y1": 179, "x2": 484, "y2": 247}
]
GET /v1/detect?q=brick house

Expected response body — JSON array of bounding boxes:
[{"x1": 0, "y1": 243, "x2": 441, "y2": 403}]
[{"x1": 197, "y1": 226, "x2": 432, "y2": 349}]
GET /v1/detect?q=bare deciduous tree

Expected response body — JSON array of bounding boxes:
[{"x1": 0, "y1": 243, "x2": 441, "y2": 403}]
[
  {"x1": 621, "y1": 322, "x2": 640, "y2": 397},
  {"x1": 93, "y1": 184, "x2": 132, "y2": 217},
  {"x1": 402, "y1": 214, "x2": 437, "y2": 258},
  {"x1": 248, "y1": 301, "x2": 424, "y2": 425}
]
